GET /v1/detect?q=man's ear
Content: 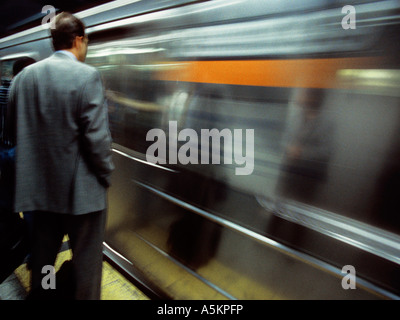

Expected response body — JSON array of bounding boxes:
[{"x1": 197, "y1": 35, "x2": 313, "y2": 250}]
[{"x1": 72, "y1": 36, "x2": 81, "y2": 49}]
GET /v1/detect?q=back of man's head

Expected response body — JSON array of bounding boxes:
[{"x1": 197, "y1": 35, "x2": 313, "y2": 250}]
[
  {"x1": 13, "y1": 57, "x2": 36, "y2": 77},
  {"x1": 51, "y1": 12, "x2": 85, "y2": 51}
]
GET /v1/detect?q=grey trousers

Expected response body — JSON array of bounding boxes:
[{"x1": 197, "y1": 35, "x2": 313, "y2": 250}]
[{"x1": 30, "y1": 210, "x2": 106, "y2": 300}]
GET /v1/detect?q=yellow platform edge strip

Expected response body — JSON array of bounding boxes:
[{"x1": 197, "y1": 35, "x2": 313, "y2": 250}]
[{"x1": 13, "y1": 243, "x2": 149, "y2": 300}]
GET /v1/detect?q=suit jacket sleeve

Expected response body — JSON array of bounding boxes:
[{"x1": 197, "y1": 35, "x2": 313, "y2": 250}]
[{"x1": 79, "y1": 70, "x2": 114, "y2": 187}]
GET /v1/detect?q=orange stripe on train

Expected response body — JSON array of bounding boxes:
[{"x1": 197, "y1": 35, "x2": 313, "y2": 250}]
[{"x1": 155, "y1": 57, "x2": 382, "y2": 88}]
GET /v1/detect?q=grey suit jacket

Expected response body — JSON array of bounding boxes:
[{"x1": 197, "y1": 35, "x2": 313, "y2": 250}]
[{"x1": 7, "y1": 52, "x2": 114, "y2": 215}]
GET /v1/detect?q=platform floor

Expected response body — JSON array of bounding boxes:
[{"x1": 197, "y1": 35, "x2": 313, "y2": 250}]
[{"x1": 0, "y1": 238, "x2": 149, "y2": 300}]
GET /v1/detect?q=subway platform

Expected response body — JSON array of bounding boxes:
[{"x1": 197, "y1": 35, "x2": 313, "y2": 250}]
[{"x1": 0, "y1": 236, "x2": 149, "y2": 300}]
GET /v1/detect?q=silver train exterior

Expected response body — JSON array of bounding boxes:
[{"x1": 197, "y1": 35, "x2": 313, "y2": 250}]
[{"x1": 1, "y1": 0, "x2": 400, "y2": 299}]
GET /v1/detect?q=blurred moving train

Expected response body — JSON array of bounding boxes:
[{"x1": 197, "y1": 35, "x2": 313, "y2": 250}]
[{"x1": 1, "y1": 0, "x2": 400, "y2": 299}]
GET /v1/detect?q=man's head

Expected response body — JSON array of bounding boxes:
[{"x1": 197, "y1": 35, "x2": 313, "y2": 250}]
[
  {"x1": 13, "y1": 57, "x2": 36, "y2": 77},
  {"x1": 50, "y1": 12, "x2": 88, "y2": 62}
]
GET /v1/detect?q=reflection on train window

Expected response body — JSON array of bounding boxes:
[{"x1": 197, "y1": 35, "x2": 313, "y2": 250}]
[
  {"x1": 86, "y1": 42, "x2": 168, "y2": 154},
  {"x1": 86, "y1": 38, "x2": 288, "y2": 173}
]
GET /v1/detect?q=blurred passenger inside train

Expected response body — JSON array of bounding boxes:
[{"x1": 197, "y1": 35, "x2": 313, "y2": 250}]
[
  {"x1": 166, "y1": 85, "x2": 226, "y2": 270},
  {"x1": 0, "y1": 57, "x2": 36, "y2": 262},
  {"x1": 277, "y1": 88, "x2": 335, "y2": 205},
  {"x1": 0, "y1": 57, "x2": 36, "y2": 146},
  {"x1": 0, "y1": 58, "x2": 36, "y2": 284},
  {"x1": 373, "y1": 127, "x2": 400, "y2": 234},
  {"x1": 6, "y1": 12, "x2": 114, "y2": 300},
  {"x1": 1, "y1": 57, "x2": 36, "y2": 210},
  {"x1": 0, "y1": 72, "x2": 12, "y2": 142}
]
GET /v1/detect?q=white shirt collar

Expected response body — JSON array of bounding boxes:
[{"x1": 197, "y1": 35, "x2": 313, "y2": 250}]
[{"x1": 56, "y1": 50, "x2": 77, "y2": 61}]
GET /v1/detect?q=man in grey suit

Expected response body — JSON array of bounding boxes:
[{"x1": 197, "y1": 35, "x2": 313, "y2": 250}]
[{"x1": 7, "y1": 12, "x2": 114, "y2": 299}]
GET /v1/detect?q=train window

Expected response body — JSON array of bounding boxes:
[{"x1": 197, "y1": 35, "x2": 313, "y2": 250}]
[
  {"x1": 86, "y1": 37, "x2": 170, "y2": 155},
  {"x1": 1, "y1": 56, "x2": 38, "y2": 83},
  {"x1": 85, "y1": 33, "x2": 289, "y2": 185}
]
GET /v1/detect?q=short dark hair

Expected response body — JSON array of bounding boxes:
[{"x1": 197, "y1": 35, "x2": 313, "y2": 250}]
[
  {"x1": 50, "y1": 12, "x2": 85, "y2": 51},
  {"x1": 13, "y1": 57, "x2": 36, "y2": 76}
]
